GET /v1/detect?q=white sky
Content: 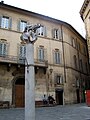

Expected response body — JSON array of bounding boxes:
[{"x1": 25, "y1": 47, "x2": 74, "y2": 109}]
[{"x1": 3, "y1": 0, "x2": 85, "y2": 37}]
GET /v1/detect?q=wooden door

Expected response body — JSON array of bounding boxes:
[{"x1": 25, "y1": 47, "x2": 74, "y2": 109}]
[{"x1": 15, "y1": 85, "x2": 25, "y2": 107}]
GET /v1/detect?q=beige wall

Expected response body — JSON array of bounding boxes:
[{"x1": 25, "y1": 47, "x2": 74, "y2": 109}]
[{"x1": 0, "y1": 4, "x2": 89, "y2": 106}]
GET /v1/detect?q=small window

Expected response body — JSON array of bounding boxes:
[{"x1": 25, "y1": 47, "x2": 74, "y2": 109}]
[{"x1": 55, "y1": 75, "x2": 63, "y2": 85}]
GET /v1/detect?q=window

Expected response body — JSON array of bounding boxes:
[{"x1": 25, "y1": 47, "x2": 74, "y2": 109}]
[
  {"x1": 73, "y1": 55, "x2": 77, "y2": 69},
  {"x1": 38, "y1": 47, "x2": 44, "y2": 61},
  {"x1": 55, "y1": 75, "x2": 63, "y2": 85},
  {"x1": 85, "y1": 62, "x2": 88, "y2": 73},
  {"x1": 37, "y1": 26, "x2": 46, "y2": 37},
  {"x1": 19, "y1": 20, "x2": 27, "y2": 32},
  {"x1": 76, "y1": 78, "x2": 80, "y2": 88},
  {"x1": 71, "y1": 37, "x2": 77, "y2": 48},
  {"x1": 52, "y1": 29, "x2": 61, "y2": 40},
  {"x1": 77, "y1": 42, "x2": 81, "y2": 51},
  {"x1": 0, "y1": 16, "x2": 12, "y2": 29},
  {"x1": 0, "y1": 42, "x2": 7, "y2": 56},
  {"x1": 19, "y1": 45, "x2": 26, "y2": 63},
  {"x1": 83, "y1": 45, "x2": 87, "y2": 55},
  {"x1": 79, "y1": 59, "x2": 83, "y2": 72},
  {"x1": 54, "y1": 50, "x2": 61, "y2": 64}
]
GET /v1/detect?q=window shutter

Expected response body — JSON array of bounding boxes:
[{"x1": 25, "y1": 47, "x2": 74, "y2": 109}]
[
  {"x1": 0, "y1": 16, "x2": 2, "y2": 27},
  {"x1": 54, "y1": 73, "x2": 57, "y2": 86},
  {"x1": 17, "y1": 44, "x2": 20, "y2": 57},
  {"x1": 9, "y1": 17, "x2": 12, "y2": 29},
  {"x1": 44, "y1": 48, "x2": 47, "y2": 60},
  {"x1": 43, "y1": 26, "x2": 47, "y2": 37},
  {"x1": 61, "y1": 75, "x2": 63, "y2": 84},
  {"x1": 0, "y1": 43, "x2": 2, "y2": 55},
  {"x1": 6, "y1": 43, "x2": 10, "y2": 55},
  {"x1": 52, "y1": 29, "x2": 55, "y2": 38},
  {"x1": 3, "y1": 43, "x2": 6, "y2": 55},
  {"x1": 58, "y1": 28, "x2": 62, "y2": 40},
  {"x1": 37, "y1": 27, "x2": 40, "y2": 35},
  {"x1": 53, "y1": 50, "x2": 55, "y2": 64},
  {"x1": 17, "y1": 20, "x2": 20, "y2": 32}
]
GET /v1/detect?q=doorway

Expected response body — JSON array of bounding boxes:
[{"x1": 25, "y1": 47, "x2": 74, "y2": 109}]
[
  {"x1": 15, "y1": 78, "x2": 25, "y2": 107},
  {"x1": 76, "y1": 89, "x2": 80, "y2": 103},
  {"x1": 55, "y1": 89, "x2": 63, "y2": 105}
]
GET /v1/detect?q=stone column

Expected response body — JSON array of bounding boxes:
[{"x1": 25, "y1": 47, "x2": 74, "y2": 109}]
[{"x1": 25, "y1": 43, "x2": 35, "y2": 120}]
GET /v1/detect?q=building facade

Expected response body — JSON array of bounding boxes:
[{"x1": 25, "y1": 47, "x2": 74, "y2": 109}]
[
  {"x1": 0, "y1": 2, "x2": 89, "y2": 107},
  {"x1": 80, "y1": 0, "x2": 90, "y2": 61}
]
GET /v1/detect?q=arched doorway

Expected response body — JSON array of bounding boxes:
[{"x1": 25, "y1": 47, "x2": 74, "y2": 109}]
[{"x1": 14, "y1": 77, "x2": 25, "y2": 107}]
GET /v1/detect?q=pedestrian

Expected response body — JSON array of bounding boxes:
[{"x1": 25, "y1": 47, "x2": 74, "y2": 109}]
[
  {"x1": 43, "y1": 94, "x2": 48, "y2": 105},
  {"x1": 48, "y1": 95, "x2": 55, "y2": 104}
]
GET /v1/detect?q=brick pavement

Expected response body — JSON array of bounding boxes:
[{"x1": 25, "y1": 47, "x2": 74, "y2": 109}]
[{"x1": 0, "y1": 104, "x2": 90, "y2": 120}]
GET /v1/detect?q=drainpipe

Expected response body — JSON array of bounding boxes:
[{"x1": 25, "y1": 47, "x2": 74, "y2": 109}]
[
  {"x1": 61, "y1": 25, "x2": 66, "y2": 83},
  {"x1": 61, "y1": 25, "x2": 66, "y2": 105}
]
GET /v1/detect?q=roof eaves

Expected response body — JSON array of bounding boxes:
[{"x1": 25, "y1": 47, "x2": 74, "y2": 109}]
[{"x1": 0, "y1": 2, "x2": 86, "y2": 41}]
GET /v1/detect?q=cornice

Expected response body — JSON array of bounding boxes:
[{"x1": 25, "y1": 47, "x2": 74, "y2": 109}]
[{"x1": 80, "y1": 0, "x2": 90, "y2": 19}]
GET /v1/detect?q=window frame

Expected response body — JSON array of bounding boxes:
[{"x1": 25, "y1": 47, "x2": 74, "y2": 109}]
[
  {"x1": 0, "y1": 41, "x2": 7, "y2": 56},
  {"x1": 38, "y1": 46, "x2": 45, "y2": 62},
  {"x1": 37, "y1": 26, "x2": 46, "y2": 37},
  {"x1": 54, "y1": 49, "x2": 61, "y2": 64},
  {"x1": 0, "y1": 15, "x2": 12, "y2": 29},
  {"x1": 55, "y1": 74, "x2": 63, "y2": 85},
  {"x1": 19, "y1": 20, "x2": 27, "y2": 32}
]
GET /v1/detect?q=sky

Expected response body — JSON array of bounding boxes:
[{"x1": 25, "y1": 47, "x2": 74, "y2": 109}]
[{"x1": 3, "y1": 0, "x2": 85, "y2": 37}]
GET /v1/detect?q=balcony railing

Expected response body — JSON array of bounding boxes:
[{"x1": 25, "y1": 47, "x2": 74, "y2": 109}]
[{"x1": 0, "y1": 55, "x2": 48, "y2": 67}]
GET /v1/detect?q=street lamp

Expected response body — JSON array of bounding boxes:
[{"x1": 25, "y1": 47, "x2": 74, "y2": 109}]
[{"x1": 20, "y1": 24, "x2": 42, "y2": 120}]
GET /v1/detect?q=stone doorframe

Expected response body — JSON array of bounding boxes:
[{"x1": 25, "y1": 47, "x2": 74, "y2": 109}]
[{"x1": 12, "y1": 75, "x2": 25, "y2": 107}]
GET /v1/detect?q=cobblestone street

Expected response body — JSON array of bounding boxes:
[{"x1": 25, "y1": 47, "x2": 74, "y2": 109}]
[{"x1": 0, "y1": 104, "x2": 90, "y2": 120}]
